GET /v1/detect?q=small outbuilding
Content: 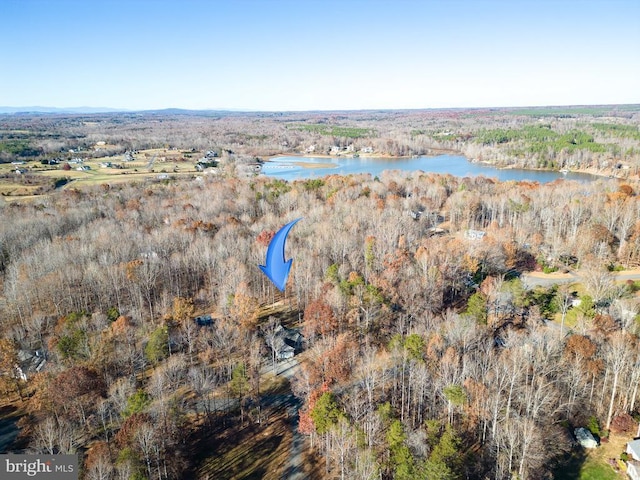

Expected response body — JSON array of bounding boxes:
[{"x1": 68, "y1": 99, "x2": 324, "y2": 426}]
[{"x1": 574, "y1": 427, "x2": 598, "y2": 449}]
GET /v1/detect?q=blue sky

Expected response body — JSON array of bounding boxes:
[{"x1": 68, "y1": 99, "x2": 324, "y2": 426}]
[{"x1": 1, "y1": 0, "x2": 639, "y2": 111}]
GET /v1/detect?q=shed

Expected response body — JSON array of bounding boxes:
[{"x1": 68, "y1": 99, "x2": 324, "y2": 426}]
[{"x1": 574, "y1": 427, "x2": 598, "y2": 449}]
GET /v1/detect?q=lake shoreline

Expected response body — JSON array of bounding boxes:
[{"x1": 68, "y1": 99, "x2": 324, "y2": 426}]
[{"x1": 265, "y1": 153, "x2": 630, "y2": 181}]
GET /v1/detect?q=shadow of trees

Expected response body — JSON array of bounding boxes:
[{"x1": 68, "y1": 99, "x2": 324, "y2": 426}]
[{"x1": 550, "y1": 447, "x2": 589, "y2": 480}]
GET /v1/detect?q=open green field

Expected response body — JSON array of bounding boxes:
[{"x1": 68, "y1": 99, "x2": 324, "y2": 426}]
[
  {"x1": 0, "y1": 148, "x2": 206, "y2": 200},
  {"x1": 578, "y1": 460, "x2": 621, "y2": 480},
  {"x1": 293, "y1": 123, "x2": 376, "y2": 138}
]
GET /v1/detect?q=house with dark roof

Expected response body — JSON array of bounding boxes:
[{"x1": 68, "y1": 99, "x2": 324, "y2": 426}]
[
  {"x1": 270, "y1": 325, "x2": 303, "y2": 361},
  {"x1": 193, "y1": 314, "x2": 215, "y2": 327},
  {"x1": 16, "y1": 349, "x2": 47, "y2": 381}
]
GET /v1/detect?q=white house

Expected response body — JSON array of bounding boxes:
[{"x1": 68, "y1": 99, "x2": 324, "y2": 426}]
[
  {"x1": 627, "y1": 439, "x2": 640, "y2": 461},
  {"x1": 628, "y1": 461, "x2": 640, "y2": 480},
  {"x1": 465, "y1": 230, "x2": 486, "y2": 241}
]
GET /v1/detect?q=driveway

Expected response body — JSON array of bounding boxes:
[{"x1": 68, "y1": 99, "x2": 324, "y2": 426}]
[
  {"x1": 268, "y1": 358, "x2": 306, "y2": 480},
  {"x1": 521, "y1": 269, "x2": 640, "y2": 289}
]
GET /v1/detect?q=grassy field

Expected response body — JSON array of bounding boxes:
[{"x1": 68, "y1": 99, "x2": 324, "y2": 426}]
[
  {"x1": 0, "y1": 148, "x2": 206, "y2": 201},
  {"x1": 576, "y1": 434, "x2": 628, "y2": 480},
  {"x1": 579, "y1": 459, "x2": 621, "y2": 480}
]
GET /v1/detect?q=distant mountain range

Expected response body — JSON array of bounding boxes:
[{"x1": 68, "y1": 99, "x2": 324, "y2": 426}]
[
  {"x1": 1, "y1": 104, "x2": 638, "y2": 116},
  {"x1": 0, "y1": 106, "x2": 127, "y2": 114},
  {"x1": 0, "y1": 106, "x2": 252, "y2": 115}
]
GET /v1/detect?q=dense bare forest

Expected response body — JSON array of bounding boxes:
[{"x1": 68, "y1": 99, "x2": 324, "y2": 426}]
[{"x1": 1, "y1": 109, "x2": 640, "y2": 480}]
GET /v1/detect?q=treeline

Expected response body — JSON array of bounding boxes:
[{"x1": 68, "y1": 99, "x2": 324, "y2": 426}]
[{"x1": 0, "y1": 171, "x2": 639, "y2": 478}]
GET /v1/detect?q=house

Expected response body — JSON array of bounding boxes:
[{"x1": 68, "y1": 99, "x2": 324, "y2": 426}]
[
  {"x1": 196, "y1": 158, "x2": 218, "y2": 171},
  {"x1": 193, "y1": 314, "x2": 215, "y2": 327},
  {"x1": 270, "y1": 325, "x2": 303, "y2": 361},
  {"x1": 236, "y1": 163, "x2": 262, "y2": 175},
  {"x1": 574, "y1": 427, "x2": 598, "y2": 449},
  {"x1": 628, "y1": 461, "x2": 640, "y2": 480},
  {"x1": 627, "y1": 439, "x2": 640, "y2": 461},
  {"x1": 427, "y1": 227, "x2": 448, "y2": 237},
  {"x1": 465, "y1": 230, "x2": 486, "y2": 241},
  {"x1": 15, "y1": 350, "x2": 47, "y2": 381}
]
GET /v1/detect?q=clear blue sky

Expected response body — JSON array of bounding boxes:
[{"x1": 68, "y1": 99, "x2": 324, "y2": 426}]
[{"x1": 1, "y1": 0, "x2": 638, "y2": 111}]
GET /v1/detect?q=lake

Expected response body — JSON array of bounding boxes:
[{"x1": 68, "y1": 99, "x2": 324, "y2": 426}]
[{"x1": 261, "y1": 155, "x2": 598, "y2": 183}]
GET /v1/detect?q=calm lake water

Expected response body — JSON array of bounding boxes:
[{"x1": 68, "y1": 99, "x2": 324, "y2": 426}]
[{"x1": 261, "y1": 155, "x2": 598, "y2": 183}]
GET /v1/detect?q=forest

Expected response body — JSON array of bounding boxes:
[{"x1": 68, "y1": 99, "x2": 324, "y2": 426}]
[{"x1": 0, "y1": 108, "x2": 640, "y2": 480}]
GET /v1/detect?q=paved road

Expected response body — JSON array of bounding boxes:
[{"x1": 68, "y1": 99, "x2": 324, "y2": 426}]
[
  {"x1": 521, "y1": 270, "x2": 640, "y2": 289},
  {"x1": 521, "y1": 272, "x2": 578, "y2": 288}
]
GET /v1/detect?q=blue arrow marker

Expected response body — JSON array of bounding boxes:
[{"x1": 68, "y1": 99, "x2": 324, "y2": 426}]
[{"x1": 259, "y1": 218, "x2": 302, "y2": 292}]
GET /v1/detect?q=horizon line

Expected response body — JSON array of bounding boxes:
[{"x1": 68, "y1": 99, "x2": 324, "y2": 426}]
[{"x1": 1, "y1": 102, "x2": 639, "y2": 115}]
